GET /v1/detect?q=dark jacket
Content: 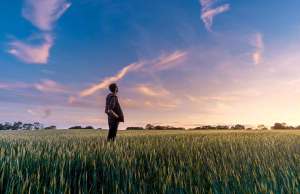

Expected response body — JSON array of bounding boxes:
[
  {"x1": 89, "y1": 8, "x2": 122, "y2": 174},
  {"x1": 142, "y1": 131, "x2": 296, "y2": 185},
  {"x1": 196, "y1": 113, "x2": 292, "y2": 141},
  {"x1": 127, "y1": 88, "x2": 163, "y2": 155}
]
[{"x1": 105, "y1": 93, "x2": 124, "y2": 122}]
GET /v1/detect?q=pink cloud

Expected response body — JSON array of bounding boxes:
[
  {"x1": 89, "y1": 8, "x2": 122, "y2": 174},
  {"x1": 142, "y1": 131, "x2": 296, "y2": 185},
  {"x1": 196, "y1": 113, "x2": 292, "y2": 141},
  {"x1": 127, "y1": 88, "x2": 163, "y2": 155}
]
[
  {"x1": 0, "y1": 82, "x2": 31, "y2": 90},
  {"x1": 200, "y1": 0, "x2": 214, "y2": 8},
  {"x1": 9, "y1": 0, "x2": 71, "y2": 64},
  {"x1": 67, "y1": 95, "x2": 103, "y2": 108},
  {"x1": 200, "y1": 0, "x2": 230, "y2": 31},
  {"x1": 144, "y1": 99, "x2": 180, "y2": 110},
  {"x1": 27, "y1": 107, "x2": 52, "y2": 118},
  {"x1": 152, "y1": 51, "x2": 187, "y2": 71},
  {"x1": 0, "y1": 79, "x2": 67, "y2": 94},
  {"x1": 120, "y1": 98, "x2": 180, "y2": 111},
  {"x1": 186, "y1": 94, "x2": 238, "y2": 103},
  {"x1": 251, "y1": 33, "x2": 264, "y2": 65},
  {"x1": 34, "y1": 79, "x2": 67, "y2": 93},
  {"x1": 22, "y1": 0, "x2": 71, "y2": 31},
  {"x1": 135, "y1": 84, "x2": 170, "y2": 97},
  {"x1": 8, "y1": 34, "x2": 53, "y2": 64}
]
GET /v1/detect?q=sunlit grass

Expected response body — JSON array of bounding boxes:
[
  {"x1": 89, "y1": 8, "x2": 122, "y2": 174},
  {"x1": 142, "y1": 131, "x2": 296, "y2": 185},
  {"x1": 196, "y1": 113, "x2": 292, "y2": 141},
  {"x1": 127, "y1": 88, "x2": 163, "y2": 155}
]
[{"x1": 0, "y1": 129, "x2": 299, "y2": 193}]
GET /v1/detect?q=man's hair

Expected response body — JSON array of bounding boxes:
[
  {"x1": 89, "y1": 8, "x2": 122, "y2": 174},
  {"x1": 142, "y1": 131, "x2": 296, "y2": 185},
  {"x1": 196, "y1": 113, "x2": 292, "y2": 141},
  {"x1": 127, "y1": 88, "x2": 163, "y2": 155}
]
[{"x1": 109, "y1": 83, "x2": 117, "y2": 93}]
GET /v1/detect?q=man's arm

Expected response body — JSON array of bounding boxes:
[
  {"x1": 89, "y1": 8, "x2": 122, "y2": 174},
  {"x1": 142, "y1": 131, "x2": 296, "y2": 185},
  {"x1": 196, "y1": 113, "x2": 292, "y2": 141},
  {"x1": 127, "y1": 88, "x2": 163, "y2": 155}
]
[{"x1": 108, "y1": 96, "x2": 119, "y2": 118}]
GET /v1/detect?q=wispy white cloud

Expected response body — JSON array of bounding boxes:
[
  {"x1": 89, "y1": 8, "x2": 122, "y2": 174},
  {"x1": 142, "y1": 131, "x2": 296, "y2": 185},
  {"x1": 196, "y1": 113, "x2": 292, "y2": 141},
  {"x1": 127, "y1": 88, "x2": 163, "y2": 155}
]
[
  {"x1": 27, "y1": 107, "x2": 52, "y2": 118},
  {"x1": 34, "y1": 79, "x2": 67, "y2": 93},
  {"x1": 22, "y1": 0, "x2": 71, "y2": 31},
  {"x1": 186, "y1": 89, "x2": 261, "y2": 104},
  {"x1": 185, "y1": 94, "x2": 238, "y2": 104},
  {"x1": 251, "y1": 33, "x2": 264, "y2": 65},
  {"x1": 119, "y1": 97, "x2": 179, "y2": 110},
  {"x1": 8, "y1": 34, "x2": 53, "y2": 64},
  {"x1": 200, "y1": 0, "x2": 230, "y2": 31},
  {"x1": 73, "y1": 50, "x2": 187, "y2": 100},
  {"x1": 77, "y1": 51, "x2": 187, "y2": 98},
  {"x1": 0, "y1": 79, "x2": 67, "y2": 93},
  {"x1": 135, "y1": 84, "x2": 170, "y2": 97},
  {"x1": 200, "y1": 0, "x2": 214, "y2": 8},
  {"x1": 144, "y1": 99, "x2": 180, "y2": 110},
  {"x1": 0, "y1": 82, "x2": 31, "y2": 90},
  {"x1": 79, "y1": 62, "x2": 144, "y2": 97},
  {"x1": 7, "y1": 0, "x2": 71, "y2": 64},
  {"x1": 152, "y1": 51, "x2": 187, "y2": 71}
]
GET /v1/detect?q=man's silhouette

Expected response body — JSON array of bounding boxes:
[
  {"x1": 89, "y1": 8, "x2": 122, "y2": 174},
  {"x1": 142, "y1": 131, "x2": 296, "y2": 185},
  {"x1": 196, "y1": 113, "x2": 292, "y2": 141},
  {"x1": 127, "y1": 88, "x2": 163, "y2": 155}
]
[{"x1": 105, "y1": 83, "x2": 124, "y2": 141}]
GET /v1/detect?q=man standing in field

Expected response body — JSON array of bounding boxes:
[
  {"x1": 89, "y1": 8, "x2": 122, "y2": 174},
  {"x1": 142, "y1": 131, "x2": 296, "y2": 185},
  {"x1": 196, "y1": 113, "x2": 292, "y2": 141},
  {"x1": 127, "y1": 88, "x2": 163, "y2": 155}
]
[{"x1": 105, "y1": 83, "x2": 124, "y2": 141}]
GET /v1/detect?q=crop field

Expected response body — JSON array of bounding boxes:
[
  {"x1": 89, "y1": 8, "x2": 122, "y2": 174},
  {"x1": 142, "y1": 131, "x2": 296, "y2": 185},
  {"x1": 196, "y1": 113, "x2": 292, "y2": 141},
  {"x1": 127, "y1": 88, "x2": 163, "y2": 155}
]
[{"x1": 0, "y1": 129, "x2": 299, "y2": 193}]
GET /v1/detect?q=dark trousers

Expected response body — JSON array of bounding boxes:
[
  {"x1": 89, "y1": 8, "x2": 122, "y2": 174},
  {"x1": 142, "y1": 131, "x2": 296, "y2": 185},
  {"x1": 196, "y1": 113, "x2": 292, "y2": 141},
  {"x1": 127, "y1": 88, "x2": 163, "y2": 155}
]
[{"x1": 107, "y1": 118, "x2": 119, "y2": 141}]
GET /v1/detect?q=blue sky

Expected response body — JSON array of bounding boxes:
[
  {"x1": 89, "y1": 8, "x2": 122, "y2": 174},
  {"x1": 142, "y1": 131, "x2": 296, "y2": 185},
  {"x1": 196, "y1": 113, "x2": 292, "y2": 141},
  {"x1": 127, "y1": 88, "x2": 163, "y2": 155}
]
[{"x1": 1, "y1": 0, "x2": 300, "y2": 128}]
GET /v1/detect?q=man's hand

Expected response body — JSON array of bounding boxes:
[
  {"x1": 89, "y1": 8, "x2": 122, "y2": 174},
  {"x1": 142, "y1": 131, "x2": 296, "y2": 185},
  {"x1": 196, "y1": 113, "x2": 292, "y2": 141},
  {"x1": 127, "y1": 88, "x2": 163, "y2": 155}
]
[{"x1": 109, "y1": 110, "x2": 119, "y2": 118}]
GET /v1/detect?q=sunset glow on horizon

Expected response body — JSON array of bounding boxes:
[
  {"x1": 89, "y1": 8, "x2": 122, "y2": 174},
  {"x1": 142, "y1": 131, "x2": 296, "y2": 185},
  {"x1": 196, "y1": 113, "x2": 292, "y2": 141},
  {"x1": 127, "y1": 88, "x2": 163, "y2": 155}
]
[{"x1": 1, "y1": 0, "x2": 300, "y2": 128}]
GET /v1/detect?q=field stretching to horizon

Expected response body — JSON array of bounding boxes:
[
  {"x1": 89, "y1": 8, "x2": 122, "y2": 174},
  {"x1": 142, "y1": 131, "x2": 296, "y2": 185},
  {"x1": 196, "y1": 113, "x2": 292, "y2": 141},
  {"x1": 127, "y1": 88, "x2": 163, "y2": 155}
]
[{"x1": 0, "y1": 129, "x2": 299, "y2": 193}]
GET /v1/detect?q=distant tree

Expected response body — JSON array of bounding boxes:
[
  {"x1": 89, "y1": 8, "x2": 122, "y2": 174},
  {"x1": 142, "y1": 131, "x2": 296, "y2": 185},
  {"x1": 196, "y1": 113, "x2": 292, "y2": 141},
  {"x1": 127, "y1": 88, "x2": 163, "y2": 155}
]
[
  {"x1": 45, "y1": 125, "x2": 57, "y2": 130},
  {"x1": 97, "y1": 128, "x2": 102, "y2": 130},
  {"x1": 295, "y1": 125, "x2": 300, "y2": 129},
  {"x1": 23, "y1": 123, "x2": 34, "y2": 130},
  {"x1": 152, "y1": 125, "x2": 165, "y2": 130},
  {"x1": 216, "y1": 125, "x2": 229, "y2": 130},
  {"x1": 154, "y1": 125, "x2": 183, "y2": 130},
  {"x1": 172, "y1": 127, "x2": 186, "y2": 130},
  {"x1": 192, "y1": 127, "x2": 202, "y2": 130},
  {"x1": 69, "y1": 126, "x2": 83, "y2": 129},
  {"x1": 271, "y1": 123, "x2": 287, "y2": 130},
  {"x1": 202, "y1": 125, "x2": 217, "y2": 130},
  {"x1": 257, "y1": 125, "x2": 268, "y2": 130},
  {"x1": 126, "y1": 127, "x2": 144, "y2": 130},
  {"x1": 246, "y1": 128, "x2": 253, "y2": 130},
  {"x1": 144, "y1": 124, "x2": 185, "y2": 130},
  {"x1": 33, "y1": 122, "x2": 44, "y2": 130},
  {"x1": 3, "y1": 122, "x2": 12, "y2": 130},
  {"x1": 286, "y1": 126, "x2": 295, "y2": 129},
  {"x1": 145, "y1": 124, "x2": 154, "y2": 130},
  {"x1": 231, "y1": 124, "x2": 245, "y2": 130},
  {"x1": 84, "y1": 126, "x2": 94, "y2": 129},
  {"x1": 192, "y1": 126, "x2": 214, "y2": 130},
  {"x1": 12, "y1": 122, "x2": 23, "y2": 130}
]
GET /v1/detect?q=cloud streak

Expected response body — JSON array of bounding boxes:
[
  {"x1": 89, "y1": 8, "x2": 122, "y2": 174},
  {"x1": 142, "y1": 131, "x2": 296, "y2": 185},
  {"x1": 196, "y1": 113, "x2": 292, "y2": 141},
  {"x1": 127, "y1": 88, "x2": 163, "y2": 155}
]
[
  {"x1": 8, "y1": 34, "x2": 53, "y2": 64},
  {"x1": 0, "y1": 79, "x2": 67, "y2": 93},
  {"x1": 120, "y1": 97, "x2": 180, "y2": 110},
  {"x1": 8, "y1": 0, "x2": 71, "y2": 64},
  {"x1": 22, "y1": 0, "x2": 71, "y2": 31},
  {"x1": 152, "y1": 51, "x2": 187, "y2": 71},
  {"x1": 200, "y1": 0, "x2": 230, "y2": 31},
  {"x1": 135, "y1": 84, "x2": 170, "y2": 97},
  {"x1": 79, "y1": 62, "x2": 144, "y2": 97},
  {"x1": 27, "y1": 107, "x2": 52, "y2": 118},
  {"x1": 251, "y1": 33, "x2": 264, "y2": 65},
  {"x1": 77, "y1": 50, "x2": 186, "y2": 98},
  {"x1": 34, "y1": 79, "x2": 67, "y2": 93},
  {"x1": 0, "y1": 82, "x2": 31, "y2": 90}
]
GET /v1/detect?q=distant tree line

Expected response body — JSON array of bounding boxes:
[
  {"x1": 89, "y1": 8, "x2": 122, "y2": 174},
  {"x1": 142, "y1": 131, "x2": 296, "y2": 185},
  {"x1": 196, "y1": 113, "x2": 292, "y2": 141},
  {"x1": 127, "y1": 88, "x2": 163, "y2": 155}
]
[
  {"x1": 271, "y1": 123, "x2": 300, "y2": 130},
  {"x1": 68, "y1": 126, "x2": 102, "y2": 130},
  {"x1": 126, "y1": 124, "x2": 246, "y2": 131},
  {"x1": 0, "y1": 122, "x2": 101, "y2": 131},
  {"x1": 1, "y1": 121, "x2": 299, "y2": 131},
  {"x1": 126, "y1": 123, "x2": 300, "y2": 131},
  {"x1": 0, "y1": 122, "x2": 44, "y2": 130}
]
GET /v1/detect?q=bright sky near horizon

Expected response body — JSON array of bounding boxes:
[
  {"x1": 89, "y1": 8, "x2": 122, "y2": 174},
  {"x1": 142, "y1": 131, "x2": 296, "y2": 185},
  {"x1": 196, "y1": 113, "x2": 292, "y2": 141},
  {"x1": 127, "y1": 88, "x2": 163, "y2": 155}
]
[{"x1": 1, "y1": 0, "x2": 300, "y2": 128}]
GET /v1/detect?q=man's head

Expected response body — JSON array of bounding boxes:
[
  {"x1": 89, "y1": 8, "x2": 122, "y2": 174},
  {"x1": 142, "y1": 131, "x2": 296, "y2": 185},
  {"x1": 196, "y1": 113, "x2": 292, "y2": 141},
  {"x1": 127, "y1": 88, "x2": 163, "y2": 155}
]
[{"x1": 109, "y1": 83, "x2": 118, "y2": 93}]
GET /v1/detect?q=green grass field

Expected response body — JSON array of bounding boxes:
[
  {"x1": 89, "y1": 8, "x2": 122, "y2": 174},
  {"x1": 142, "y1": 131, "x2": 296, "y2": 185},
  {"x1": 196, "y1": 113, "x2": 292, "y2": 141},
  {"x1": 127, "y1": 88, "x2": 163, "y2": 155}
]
[{"x1": 0, "y1": 129, "x2": 299, "y2": 193}]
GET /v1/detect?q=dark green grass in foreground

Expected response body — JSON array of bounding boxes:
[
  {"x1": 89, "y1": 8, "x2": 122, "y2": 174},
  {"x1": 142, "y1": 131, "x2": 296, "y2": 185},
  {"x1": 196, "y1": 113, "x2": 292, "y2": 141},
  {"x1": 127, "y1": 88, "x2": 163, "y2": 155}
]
[{"x1": 0, "y1": 129, "x2": 299, "y2": 193}]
